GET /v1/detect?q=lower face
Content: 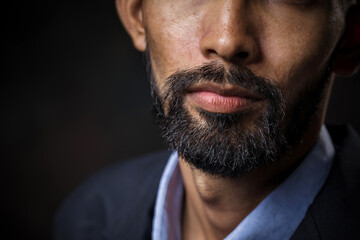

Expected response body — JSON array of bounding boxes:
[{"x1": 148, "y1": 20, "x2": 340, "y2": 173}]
[
  {"x1": 143, "y1": 0, "x2": 345, "y2": 177},
  {"x1": 149, "y1": 55, "x2": 331, "y2": 177}
]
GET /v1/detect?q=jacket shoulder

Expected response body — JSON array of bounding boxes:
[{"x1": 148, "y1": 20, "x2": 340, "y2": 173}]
[
  {"x1": 53, "y1": 150, "x2": 171, "y2": 240},
  {"x1": 292, "y1": 125, "x2": 360, "y2": 240}
]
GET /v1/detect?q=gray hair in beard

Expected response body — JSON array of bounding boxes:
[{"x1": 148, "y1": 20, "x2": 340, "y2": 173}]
[{"x1": 146, "y1": 50, "x2": 331, "y2": 177}]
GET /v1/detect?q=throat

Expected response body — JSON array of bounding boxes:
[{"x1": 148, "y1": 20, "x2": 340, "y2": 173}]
[{"x1": 179, "y1": 158, "x2": 276, "y2": 240}]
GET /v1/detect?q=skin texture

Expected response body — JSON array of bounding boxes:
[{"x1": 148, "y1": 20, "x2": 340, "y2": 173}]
[{"x1": 116, "y1": 0, "x2": 360, "y2": 239}]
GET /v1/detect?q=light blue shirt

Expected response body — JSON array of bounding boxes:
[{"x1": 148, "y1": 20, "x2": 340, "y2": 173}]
[{"x1": 152, "y1": 126, "x2": 334, "y2": 240}]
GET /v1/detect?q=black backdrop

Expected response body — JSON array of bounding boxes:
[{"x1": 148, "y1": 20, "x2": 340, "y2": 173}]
[{"x1": 5, "y1": 1, "x2": 360, "y2": 239}]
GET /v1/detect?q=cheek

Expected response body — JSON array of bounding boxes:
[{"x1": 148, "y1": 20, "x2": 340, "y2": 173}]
[
  {"x1": 258, "y1": 8, "x2": 343, "y2": 103},
  {"x1": 145, "y1": 11, "x2": 206, "y2": 94}
]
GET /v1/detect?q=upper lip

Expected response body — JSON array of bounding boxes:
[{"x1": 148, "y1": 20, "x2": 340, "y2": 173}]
[{"x1": 186, "y1": 83, "x2": 263, "y2": 100}]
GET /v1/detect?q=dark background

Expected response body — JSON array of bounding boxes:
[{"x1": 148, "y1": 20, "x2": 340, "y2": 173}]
[{"x1": 5, "y1": 1, "x2": 360, "y2": 239}]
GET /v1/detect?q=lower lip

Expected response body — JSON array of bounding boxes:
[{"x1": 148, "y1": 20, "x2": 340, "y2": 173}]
[{"x1": 187, "y1": 91, "x2": 255, "y2": 113}]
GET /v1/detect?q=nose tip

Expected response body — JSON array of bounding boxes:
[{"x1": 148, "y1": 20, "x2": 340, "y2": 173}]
[{"x1": 203, "y1": 34, "x2": 251, "y2": 62}]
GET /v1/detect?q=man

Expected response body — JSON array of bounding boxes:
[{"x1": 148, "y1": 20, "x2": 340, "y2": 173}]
[{"x1": 54, "y1": 0, "x2": 360, "y2": 239}]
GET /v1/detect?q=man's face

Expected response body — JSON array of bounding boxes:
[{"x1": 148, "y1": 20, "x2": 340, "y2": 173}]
[{"x1": 141, "y1": 0, "x2": 346, "y2": 176}]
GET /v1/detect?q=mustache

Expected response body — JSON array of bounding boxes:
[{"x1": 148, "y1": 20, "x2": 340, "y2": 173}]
[{"x1": 163, "y1": 61, "x2": 283, "y2": 104}]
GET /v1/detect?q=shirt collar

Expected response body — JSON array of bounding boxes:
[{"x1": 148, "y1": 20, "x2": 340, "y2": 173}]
[
  {"x1": 152, "y1": 125, "x2": 334, "y2": 240},
  {"x1": 152, "y1": 151, "x2": 183, "y2": 240}
]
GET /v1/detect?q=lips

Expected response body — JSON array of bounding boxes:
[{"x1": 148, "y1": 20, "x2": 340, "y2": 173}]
[{"x1": 186, "y1": 83, "x2": 262, "y2": 114}]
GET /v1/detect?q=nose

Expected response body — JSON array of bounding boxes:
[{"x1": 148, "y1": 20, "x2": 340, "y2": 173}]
[{"x1": 200, "y1": 0, "x2": 259, "y2": 64}]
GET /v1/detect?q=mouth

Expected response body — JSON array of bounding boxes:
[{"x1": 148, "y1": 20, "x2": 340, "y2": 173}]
[{"x1": 186, "y1": 83, "x2": 263, "y2": 114}]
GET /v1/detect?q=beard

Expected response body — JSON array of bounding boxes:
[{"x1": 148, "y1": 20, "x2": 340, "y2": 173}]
[{"x1": 148, "y1": 57, "x2": 331, "y2": 178}]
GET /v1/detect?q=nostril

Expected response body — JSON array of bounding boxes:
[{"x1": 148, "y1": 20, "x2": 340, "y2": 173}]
[
  {"x1": 237, "y1": 51, "x2": 249, "y2": 59},
  {"x1": 207, "y1": 49, "x2": 218, "y2": 57},
  {"x1": 205, "y1": 49, "x2": 249, "y2": 61}
]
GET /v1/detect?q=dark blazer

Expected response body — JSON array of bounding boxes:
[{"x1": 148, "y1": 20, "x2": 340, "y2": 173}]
[{"x1": 54, "y1": 125, "x2": 360, "y2": 240}]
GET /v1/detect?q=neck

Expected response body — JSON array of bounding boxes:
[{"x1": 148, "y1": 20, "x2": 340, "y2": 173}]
[{"x1": 179, "y1": 121, "x2": 323, "y2": 240}]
